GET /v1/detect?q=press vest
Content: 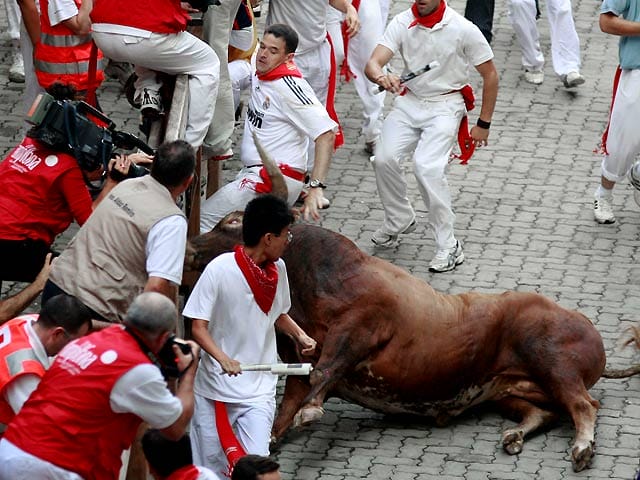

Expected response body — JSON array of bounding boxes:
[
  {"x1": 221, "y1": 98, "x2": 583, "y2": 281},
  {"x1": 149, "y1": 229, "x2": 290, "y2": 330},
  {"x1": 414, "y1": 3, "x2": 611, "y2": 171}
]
[
  {"x1": 49, "y1": 175, "x2": 184, "y2": 322},
  {"x1": 35, "y1": 0, "x2": 105, "y2": 91},
  {"x1": 4, "y1": 326, "x2": 152, "y2": 480},
  {"x1": 90, "y1": 0, "x2": 189, "y2": 34},
  {"x1": 0, "y1": 315, "x2": 45, "y2": 425}
]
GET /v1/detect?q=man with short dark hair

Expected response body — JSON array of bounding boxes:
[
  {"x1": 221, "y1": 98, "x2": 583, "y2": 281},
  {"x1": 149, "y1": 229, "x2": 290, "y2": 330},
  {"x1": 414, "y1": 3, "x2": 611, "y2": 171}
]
[
  {"x1": 45, "y1": 140, "x2": 195, "y2": 326},
  {"x1": 232, "y1": 455, "x2": 281, "y2": 480},
  {"x1": 142, "y1": 429, "x2": 217, "y2": 479},
  {"x1": 0, "y1": 292, "x2": 200, "y2": 479},
  {"x1": 185, "y1": 194, "x2": 316, "y2": 477},
  {"x1": 0, "y1": 294, "x2": 92, "y2": 432}
]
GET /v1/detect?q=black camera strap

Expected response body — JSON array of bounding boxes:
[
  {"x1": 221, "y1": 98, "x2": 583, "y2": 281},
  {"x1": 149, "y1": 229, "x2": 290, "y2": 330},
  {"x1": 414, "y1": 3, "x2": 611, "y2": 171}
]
[{"x1": 124, "y1": 326, "x2": 162, "y2": 368}]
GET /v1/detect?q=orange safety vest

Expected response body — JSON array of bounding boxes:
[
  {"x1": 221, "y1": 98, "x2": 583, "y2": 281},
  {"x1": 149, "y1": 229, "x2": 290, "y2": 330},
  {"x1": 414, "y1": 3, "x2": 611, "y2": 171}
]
[
  {"x1": 0, "y1": 315, "x2": 46, "y2": 426},
  {"x1": 34, "y1": 0, "x2": 105, "y2": 92}
]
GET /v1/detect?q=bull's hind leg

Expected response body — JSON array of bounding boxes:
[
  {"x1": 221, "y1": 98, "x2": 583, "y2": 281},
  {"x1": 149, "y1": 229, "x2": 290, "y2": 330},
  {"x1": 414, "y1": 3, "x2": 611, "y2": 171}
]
[{"x1": 496, "y1": 397, "x2": 559, "y2": 455}]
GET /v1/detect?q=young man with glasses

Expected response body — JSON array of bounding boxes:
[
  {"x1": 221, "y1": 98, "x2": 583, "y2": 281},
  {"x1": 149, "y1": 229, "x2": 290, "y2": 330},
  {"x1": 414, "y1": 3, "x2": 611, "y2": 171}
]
[{"x1": 184, "y1": 194, "x2": 316, "y2": 478}]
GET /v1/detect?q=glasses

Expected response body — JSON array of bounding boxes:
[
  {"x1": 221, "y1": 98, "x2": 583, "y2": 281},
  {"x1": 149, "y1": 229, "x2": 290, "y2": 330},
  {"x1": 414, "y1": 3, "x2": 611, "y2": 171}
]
[{"x1": 274, "y1": 230, "x2": 293, "y2": 243}]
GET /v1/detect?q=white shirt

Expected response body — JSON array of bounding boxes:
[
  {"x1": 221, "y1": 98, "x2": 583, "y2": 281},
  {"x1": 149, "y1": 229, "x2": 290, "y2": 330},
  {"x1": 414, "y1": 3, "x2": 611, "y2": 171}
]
[
  {"x1": 380, "y1": 6, "x2": 493, "y2": 99},
  {"x1": 48, "y1": 0, "x2": 78, "y2": 27},
  {"x1": 266, "y1": 0, "x2": 329, "y2": 54},
  {"x1": 241, "y1": 73, "x2": 338, "y2": 171},
  {"x1": 183, "y1": 252, "x2": 291, "y2": 403},
  {"x1": 146, "y1": 214, "x2": 188, "y2": 285}
]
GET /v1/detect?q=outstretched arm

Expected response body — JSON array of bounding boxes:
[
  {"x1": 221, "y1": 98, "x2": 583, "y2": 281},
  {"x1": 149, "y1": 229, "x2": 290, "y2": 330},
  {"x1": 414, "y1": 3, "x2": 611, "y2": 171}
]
[
  {"x1": 600, "y1": 11, "x2": 640, "y2": 36},
  {"x1": 275, "y1": 313, "x2": 316, "y2": 356}
]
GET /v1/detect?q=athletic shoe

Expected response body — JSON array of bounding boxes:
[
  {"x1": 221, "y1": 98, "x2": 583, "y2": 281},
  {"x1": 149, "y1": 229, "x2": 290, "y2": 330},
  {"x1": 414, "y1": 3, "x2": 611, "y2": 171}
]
[
  {"x1": 138, "y1": 88, "x2": 163, "y2": 116},
  {"x1": 429, "y1": 241, "x2": 464, "y2": 273},
  {"x1": 524, "y1": 69, "x2": 544, "y2": 85},
  {"x1": 371, "y1": 220, "x2": 417, "y2": 248},
  {"x1": 562, "y1": 71, "x2": 585, "y2": 88},
  {"x1": 593, "y1": 196, "x2": 615, "y2": 224},
  {"x1": 364, "y1": 140, "x2": 376, "y2": 156},
  {"x1": 8, "y1": 52, "x2": 25, "y2": 83}
]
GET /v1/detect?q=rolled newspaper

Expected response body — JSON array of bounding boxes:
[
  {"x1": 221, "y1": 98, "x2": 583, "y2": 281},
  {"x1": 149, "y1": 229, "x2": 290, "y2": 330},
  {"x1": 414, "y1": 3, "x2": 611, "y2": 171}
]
[{"x1": 239, "y1": 363, "x2": 313, "y2": 375}]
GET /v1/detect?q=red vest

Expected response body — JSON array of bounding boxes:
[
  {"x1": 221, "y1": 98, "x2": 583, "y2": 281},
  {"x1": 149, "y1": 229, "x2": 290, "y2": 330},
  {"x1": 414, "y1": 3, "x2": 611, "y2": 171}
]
[
  {"x1": 4, "y1": 326, "x2": 153, "y2": 480},
  {"x1": 91, "y1": 0, "x2": 190, "y2": 34},
  {"x1": 0, "y1": 315, "x2": 45, "y2": 425},
  {"x1": 35, "y1": 0, "x2": 105, "y2": 91},
  {"x1": 0, "y1": 137, "x2": 92, "y2": 244}
]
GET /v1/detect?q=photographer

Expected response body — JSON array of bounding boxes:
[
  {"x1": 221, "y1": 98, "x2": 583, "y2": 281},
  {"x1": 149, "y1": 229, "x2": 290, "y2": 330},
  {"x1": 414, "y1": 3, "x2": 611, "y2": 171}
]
[
  {"x1": 0, "y1": 85, "x2": 150, "y2": 285},
  {"x1": 0, "y1": 292, "x2": 200, "y2": 480}
]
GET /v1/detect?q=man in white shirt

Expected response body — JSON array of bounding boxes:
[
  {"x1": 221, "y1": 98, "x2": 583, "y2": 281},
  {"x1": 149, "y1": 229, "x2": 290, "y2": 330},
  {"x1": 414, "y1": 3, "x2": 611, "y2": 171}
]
[{"x1": 185, "y1": 195, "x2": 316, "y2": 479}]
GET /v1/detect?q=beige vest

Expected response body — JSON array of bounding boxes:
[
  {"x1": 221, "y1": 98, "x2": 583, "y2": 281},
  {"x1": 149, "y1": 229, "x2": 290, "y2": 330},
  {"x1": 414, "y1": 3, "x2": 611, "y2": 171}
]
[{"x1": 50, "y1": 175, "x2": 184, "y2": 322}]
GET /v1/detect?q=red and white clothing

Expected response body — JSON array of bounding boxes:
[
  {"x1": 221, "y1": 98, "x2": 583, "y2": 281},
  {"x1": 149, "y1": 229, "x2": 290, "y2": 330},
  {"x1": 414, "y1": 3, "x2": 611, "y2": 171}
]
[
  {"x1": 183, "y1": 252, "x2": 291, "y2": 476},
  {"x1": 199, "y1": 67, "x2": 337, "y2": 233},
  {"x1": 91, "y1": 0, "x2": 220, "y2": 147},
  {"x1": 508, "y1": 0, "x2": 581, "y2": 76},
  {"x1": 373, "y1": 5, "x2": 493, "y2": 252},
  {"x1": 0, "y1": 315, "x2": 47, "y2": 428},
  {"x1": 0, "y1": 325, "x2": 183, "y2": 480}
]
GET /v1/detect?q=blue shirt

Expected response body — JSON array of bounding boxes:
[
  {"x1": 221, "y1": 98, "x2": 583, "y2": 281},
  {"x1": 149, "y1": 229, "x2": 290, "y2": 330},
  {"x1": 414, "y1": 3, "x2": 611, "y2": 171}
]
[{"x1": 601, "y1": 0, "x2": 640, "y2": 69}]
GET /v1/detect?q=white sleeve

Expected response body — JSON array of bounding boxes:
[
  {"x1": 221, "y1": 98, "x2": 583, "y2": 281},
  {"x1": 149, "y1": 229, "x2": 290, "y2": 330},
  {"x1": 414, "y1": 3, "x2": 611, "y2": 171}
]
[
  {"x1": 110, "y1": 364, "x2": 183, "y2": 429},
  {"x1": 4, "y1": 374, "x2": 41, "y2": 414},
  {"x1": 48, "y1": 0, "x2": 79, "y2": 26},
  {"x1": 182, "y1": 263, "x2": 219, "y2": 322},
  {"x1": 279, "y1": 81, "x2": 338, "y2": 141},
  {"x1": 379, "y1": 14, "x2": 404, "y2": 54},
  {"x1": 146, "y1": 215, "x2": 188, "y2": 285}
]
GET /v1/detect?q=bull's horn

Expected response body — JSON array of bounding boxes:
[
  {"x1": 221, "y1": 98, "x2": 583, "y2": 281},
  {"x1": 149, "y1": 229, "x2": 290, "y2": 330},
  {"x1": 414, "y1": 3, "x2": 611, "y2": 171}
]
[
  {"x1": 252, "y1": 131, "x2": 288, "y2": 201},
  {"x1": 601, "y1": 365, "x2": 640, "y2": 379}
]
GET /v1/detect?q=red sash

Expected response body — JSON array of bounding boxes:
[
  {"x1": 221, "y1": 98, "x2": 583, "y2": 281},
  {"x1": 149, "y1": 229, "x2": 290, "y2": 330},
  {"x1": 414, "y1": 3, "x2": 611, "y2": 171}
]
[
  {"x1": 339, "y1": 0, "x2": 361, "y2": 82},
  {"x1": 234, "y1": 245, "x2": 278, "y2": 314},
  {"x1": 256, "y1": 60, "x2": 303, "y2": 81},
  {"x1": 254, "y1": 164, "x2": 306, "y2": 194},
  {"x1": 595, "y1": 65, "x2": 622, "y2": 155},
  {"x1": 452, "y1": 85, "x2": 476, "y2": 164},
  {"x1": 409, "y1": 1, "x2": 446, "y2": 29},
  {"x1": 214, "y1": 401, "x2": 247, "y2": 478},
  {"x1": 325, "y1": 33, "x2": 345, "y2": 149},
  {"x1": 166, "y1": 465, "x2": 201, "y2": 480}
]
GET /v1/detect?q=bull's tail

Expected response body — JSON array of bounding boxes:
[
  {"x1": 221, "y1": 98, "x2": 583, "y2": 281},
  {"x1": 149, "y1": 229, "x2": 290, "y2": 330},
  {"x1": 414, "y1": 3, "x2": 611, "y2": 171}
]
[{"x1": 601, "y1": 365, "x2": 640, "y2": 379}]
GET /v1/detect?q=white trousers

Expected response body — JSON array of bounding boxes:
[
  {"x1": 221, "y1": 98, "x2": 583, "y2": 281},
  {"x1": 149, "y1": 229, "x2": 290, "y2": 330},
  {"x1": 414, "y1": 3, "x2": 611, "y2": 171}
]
[
  {"x1": 508, "y1": 0, "x2": 580, "y2": 75},
  {"x1": 326, "y1": 0, "x2": 385, "y2": 143},
  {"x1": 601, "y1": 69, "x2": 640, "y2": 183},
  {"x1": 189, "y1": 393, "x2": 275, "y2": 480},
  {"x1": 0, "y1": 438, "x2": 83, "y2": 480},
  {"x1": 92, "y1": 30, "x2": 220, "y2": 148},
  {"x1": 201, "y1": 0, "x2": 242, "y2": 156},
  {"x1": 21, "y1": 22, "x2": 43, "y2": 116},
  {"x1": 229, "y1": 59, "x2": 252, "y2": 111},
  {"x1": 373, "y1": 93, "x2": 464, "y2": 251},
  {"x1": 4, "y1": 0, "x2": 20, "y2": 40},
  {"x1": 199, "y1": 166, "x2": 304, "y2": 233}
]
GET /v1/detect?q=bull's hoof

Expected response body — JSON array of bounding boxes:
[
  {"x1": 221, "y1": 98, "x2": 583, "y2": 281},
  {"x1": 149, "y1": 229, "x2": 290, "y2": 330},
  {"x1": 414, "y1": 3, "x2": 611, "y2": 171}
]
[
  {"x1": 292, "y1": 406, "x2": 324, "y2": 428},
  {"x1": 571, "y1": 442, "x2": 594, "y2": 472},
  {"x1": 502, "y1": 429, "x2": 524, "y2": 455}
]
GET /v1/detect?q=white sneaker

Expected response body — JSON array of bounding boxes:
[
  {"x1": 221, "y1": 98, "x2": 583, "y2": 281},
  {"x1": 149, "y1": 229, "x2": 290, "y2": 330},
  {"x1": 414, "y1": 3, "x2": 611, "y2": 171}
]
[
  {"x1": 8, "y1": 52, "x2": 25, "y2": 83},
  {"x1": 524, "y1": 69, "x2": 544, "y2": 85},
  {"x1": 137, "y1": 88, "x2": 163, "y2": 115},
  {"x1": 429, "y1": 241, "x2": 464, "y2": 273},
  {"x1": 593, "y1": 196, "x2": 615, "y2": 224},
  {"x1": 371, "y1": 220, "x2": 417, "y2": 248},
  {"x1": 562, "y1": 71, "x2": 585, "y2": 88}
]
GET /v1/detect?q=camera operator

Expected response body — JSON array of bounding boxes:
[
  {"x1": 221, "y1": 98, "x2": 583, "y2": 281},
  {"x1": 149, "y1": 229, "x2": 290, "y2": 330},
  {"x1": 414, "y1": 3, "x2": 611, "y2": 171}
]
[{"x1": 0, "y1": 84, "x2": 148, "y2": 286}]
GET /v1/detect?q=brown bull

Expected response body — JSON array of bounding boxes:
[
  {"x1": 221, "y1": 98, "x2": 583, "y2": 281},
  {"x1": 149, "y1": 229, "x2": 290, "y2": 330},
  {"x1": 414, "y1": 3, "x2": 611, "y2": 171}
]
[{"x1": 186, "y1": 216, "x2": 607, "y2": 473}]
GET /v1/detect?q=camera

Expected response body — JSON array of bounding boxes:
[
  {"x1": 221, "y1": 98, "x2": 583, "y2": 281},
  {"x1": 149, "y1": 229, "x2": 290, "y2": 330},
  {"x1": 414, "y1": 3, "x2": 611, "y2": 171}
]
[
  {"x1": 157, "y1": 335, "x2": 193, "y2": 378},
  {"x1": 26, "y1": 93, "x2": 154, "y2": 176}
]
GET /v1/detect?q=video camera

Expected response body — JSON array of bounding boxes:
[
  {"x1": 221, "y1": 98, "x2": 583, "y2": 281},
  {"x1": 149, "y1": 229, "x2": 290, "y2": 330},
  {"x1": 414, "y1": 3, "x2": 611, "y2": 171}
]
[
  {"x1": 26, "y1": 93, "x2": 154, "y2": 178},
  {"x1": 157, "y1": 335, "x2": 193, "y2": 378}
]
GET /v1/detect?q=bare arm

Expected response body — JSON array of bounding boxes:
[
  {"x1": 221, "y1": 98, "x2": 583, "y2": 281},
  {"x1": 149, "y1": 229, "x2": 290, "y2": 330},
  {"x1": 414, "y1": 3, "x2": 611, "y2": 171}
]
[
  {"x1": 191, "y1": 318, "x2": 242, "y2": 375},
  {"x1": 600, "y1": 11, "x2": 640, "y2": 36},
  {"x1": 329, "y1": 0, "x2": 360, "y2": 37},
  {"x1": 0, "y1": 254, "x2": 52, "y2": 324},
  {"x1": 61, "y1": 0, "x2": 93, "y2": 35},
  {"x1": 302, "y1": 130, "x2": 335, "y2": 222},
  {"x1": 365, "y1": 45, "x2": 403, "y2": 94},
  {"x1": 470, "y1": 59, "x2": 499, "y2": 146},
  {"x1": 17, "y1": 0, "x2": 40, "y2": 45},
  {"x1": 144, "y1": 277, "x2": 179, "y2": 305},
  {"x1": 275, "y1": 313, "x2": 316, "y2": 356}
]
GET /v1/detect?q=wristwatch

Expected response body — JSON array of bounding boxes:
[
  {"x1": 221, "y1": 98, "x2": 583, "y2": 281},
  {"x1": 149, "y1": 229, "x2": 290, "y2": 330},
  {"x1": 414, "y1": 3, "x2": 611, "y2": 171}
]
[{"x1": 308, "y1": 179, "x2": 327, "y2": 189}]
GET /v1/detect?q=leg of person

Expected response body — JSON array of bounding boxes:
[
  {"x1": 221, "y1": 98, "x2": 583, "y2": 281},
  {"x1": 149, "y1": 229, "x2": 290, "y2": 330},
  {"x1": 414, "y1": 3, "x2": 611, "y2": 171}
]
[
  {"x1": 379, "y1": 0, "x2": 390, "y2": 25},
  {"x1": 20, "y1": 22, "x2": 43, "y2": 119},
  {"x1": 464, "y1": 0, "x2": 495, "y2": 43},
  {"x1": 0, "y1": 438, "x2": 84, "y2": 480},
  {"x1": 508, "y1": 0, "x2": 545, "y2": 84},
  {"x1": 201, "y1": 0, "x2": 242, "y2": 163},
  {"x1": 412, "y1": 97, "x2": 465, "y2": 273},
  {"x1": 189, "y1": 394, "x2": 227, "y2": 480},
  {"x1": 595, "y1": 69, "x2": 640, "y2": 224},
  {"x1": 347, "y1": 0, "x2": 385, "y2": 154},
  {"x1": 133, "y1": 66, "x2": 164, "y2": 115},
  {"x1": 5, "y1": 0, "x2": 24, "y2": 83},
  {"x1": 545, "y1": 0, "x2": 583, "y2": 87},
  {"x1": 231, "y1": 398, "x2": 276, "y2": 456},
  {"x1": 326, "y1": 6, "x2": 345, "y2": 67},
  {"x1": 370, "y1": 96, "x2": 422, "y2": 247},
  {"x1": 228, "y1": 59, "x2": 252, "y2": 114}
]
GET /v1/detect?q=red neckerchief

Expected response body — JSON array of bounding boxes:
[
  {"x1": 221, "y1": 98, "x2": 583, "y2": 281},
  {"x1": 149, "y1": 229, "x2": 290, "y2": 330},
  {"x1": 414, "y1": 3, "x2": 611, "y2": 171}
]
[
  {"x1": 325, "y1": 33, "x2": 345, "y2": 150},
  {"x1": 451, "y1": 85, "x2": 476, "y2": 164},
  {"x1": 595, "y1": 65, "x2": 622, "y2": 155},
  {"x1": 256, "y1": 61, "x2": 303, "y2": 81},
  {"x1": 214, "y1": 401, "x2": 247, "y2": 478},
  {"x1": 165, "y1": 465, "x2": 200, "y2": 480},
  {"x1": 339, "y1": 0, "x2": 361, "y2": 82},
  {"x1": 409, "y1": 1, "x2": 446, "y2": 28},
  {"x1": 234, "y1": 245, "x2": 278, "y2": 314}
]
